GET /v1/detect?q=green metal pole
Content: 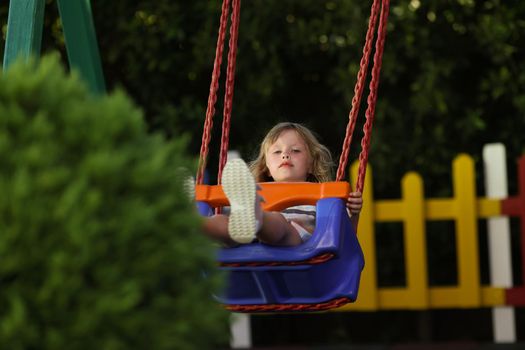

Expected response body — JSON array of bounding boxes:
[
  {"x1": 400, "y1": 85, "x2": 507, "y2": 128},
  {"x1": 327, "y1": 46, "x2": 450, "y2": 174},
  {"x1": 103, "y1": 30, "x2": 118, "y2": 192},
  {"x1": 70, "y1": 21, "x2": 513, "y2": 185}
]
[
  {"x1": 57, "y1": 0, "x2": 106, "y2": 94},
  {"x1": 3, "y1": 0, "x2": 45, "y2": 71}
]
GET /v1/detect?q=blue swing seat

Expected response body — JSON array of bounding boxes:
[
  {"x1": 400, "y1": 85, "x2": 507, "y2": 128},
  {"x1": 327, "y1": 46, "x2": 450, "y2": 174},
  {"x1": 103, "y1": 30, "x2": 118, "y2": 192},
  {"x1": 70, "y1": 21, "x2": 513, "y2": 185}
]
[{"x1": 197, "y1": 189, "x2": 364, "y2": 313}]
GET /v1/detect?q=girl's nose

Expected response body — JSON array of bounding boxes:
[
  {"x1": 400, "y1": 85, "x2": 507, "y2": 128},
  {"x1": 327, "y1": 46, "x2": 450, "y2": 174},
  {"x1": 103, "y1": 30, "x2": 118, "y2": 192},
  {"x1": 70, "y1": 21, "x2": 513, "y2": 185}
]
[{"x1": 282, "y1": 152, "x2": 290, "y2": 159}]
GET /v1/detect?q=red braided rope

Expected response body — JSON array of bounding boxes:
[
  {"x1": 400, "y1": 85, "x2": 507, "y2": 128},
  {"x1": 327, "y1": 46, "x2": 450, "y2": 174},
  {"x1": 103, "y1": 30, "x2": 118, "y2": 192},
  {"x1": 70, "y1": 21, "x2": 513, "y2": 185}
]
[
  {"x1": 217, "y1": 0, "x2": 241, "y2": 186},
  {"x1": 225, "y1": 296, "x2": 351, "y2": 313},
  {"x1": 356, "y1": 0, "x2": 389, "y2": 193},
  {"x1": 336, "y1": 0, "x2": 381, "y2": 182},
  {"x1": 197, "y1": 0, "x2": 231, "y2": 185}
]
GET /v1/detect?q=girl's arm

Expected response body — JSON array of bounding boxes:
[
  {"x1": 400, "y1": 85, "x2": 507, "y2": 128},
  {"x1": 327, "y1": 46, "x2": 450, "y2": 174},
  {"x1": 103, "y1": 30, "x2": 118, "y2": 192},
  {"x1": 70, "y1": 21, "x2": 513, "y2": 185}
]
[{"x1": 346, "y1": 191, "x2": 363, "y2": 231}]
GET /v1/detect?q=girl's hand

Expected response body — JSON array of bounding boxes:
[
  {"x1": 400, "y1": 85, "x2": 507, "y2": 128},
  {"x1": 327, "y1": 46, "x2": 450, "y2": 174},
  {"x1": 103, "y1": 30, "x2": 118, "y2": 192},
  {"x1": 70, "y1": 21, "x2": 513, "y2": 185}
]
[{"x1": 347, "y1": 191, "x2": 363, "y2": 216}]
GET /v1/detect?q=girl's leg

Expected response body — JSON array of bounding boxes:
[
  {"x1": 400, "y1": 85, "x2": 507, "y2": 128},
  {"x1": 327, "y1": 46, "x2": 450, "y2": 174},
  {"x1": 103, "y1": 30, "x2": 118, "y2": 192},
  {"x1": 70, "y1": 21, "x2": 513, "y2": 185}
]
[
  {"x1": 203, "y1": 214, "x2": 240, "y2": 247},
  {"x1": 202, "y1": 212, "x2": 303, "y2": 247},
  {"x1": 256, "y1": 211, "x2": 303, "y2": 246},
  {"x1": 215, "y1": 158, "x2": 305, "y2": 247}
]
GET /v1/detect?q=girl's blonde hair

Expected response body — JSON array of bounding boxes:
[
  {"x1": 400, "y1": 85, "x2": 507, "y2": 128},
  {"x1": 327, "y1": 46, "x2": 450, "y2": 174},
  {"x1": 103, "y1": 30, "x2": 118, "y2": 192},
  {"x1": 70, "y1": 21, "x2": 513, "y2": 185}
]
[{"x1": 249, "y1": 122, "x2": 334, "y2": 182}]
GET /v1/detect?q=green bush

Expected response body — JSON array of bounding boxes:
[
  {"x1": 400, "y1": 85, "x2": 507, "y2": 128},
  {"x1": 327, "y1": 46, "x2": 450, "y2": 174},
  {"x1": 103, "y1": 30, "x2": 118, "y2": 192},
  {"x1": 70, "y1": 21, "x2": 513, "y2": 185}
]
[{"x1": 0, "y1": 55, "x2": 228, "y2": 350}]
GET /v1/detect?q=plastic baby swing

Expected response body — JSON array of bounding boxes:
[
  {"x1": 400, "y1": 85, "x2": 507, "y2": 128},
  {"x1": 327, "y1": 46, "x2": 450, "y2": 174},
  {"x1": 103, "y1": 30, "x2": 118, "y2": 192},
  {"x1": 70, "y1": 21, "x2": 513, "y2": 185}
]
[{"x1": 195, "y1": 0, "x2": 390, "y2": 312}]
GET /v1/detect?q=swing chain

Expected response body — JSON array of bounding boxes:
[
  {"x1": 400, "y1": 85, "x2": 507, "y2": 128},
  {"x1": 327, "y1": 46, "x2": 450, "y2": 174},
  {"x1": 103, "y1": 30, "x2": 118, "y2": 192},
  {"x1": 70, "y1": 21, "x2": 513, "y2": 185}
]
[
  {"x1": 197, "y1": 0, "x2": 232, "y2": 185},
  {"x1": 217, "y1": 0, "x2": 241, "y2": 186},
  {"x1": 336, "y1": 0, "x2": 382, "y2": 183},
  {"x1": 336, "y1": 0, "x2": 390, "y2": 196},
  {"x1": 357, "y1": 0, "x2": 390, "y2": 193}
]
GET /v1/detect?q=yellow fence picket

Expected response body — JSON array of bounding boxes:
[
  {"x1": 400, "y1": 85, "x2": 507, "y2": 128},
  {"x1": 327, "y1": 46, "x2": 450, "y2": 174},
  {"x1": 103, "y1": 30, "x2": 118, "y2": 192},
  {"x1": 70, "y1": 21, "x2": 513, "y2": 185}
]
[{"x1": 379, "y1": 172, "x2": 428, "y2": 309}]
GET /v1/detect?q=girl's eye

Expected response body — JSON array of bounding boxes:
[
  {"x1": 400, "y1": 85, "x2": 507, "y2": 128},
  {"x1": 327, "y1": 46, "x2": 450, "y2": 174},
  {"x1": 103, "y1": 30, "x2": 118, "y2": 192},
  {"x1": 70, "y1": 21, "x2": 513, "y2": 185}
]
[
  {"x1": 292, "y1": 149, "x2": 301, "y2": 153},
  {"x1": 273, "y1": 150, "x2": 281, "y2": 154}
]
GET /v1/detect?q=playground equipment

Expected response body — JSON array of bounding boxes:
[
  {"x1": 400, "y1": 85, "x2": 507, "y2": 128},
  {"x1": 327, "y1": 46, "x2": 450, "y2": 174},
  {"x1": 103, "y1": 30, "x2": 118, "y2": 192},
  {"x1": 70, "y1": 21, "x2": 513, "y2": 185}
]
[
  {"x1": 3, "y1": 0, "x2": 105, "y2": 94},
  {"x1": 198, "y1": 182, "x2": 364, "y2": 312},
  {"x1": 195, "y1": 0, "x2": 390, "y2": 312}
]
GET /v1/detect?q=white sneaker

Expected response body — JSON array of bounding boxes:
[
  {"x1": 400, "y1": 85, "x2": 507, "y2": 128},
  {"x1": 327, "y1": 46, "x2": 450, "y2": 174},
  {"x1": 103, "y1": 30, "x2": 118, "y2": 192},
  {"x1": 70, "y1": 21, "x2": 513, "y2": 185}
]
[{"x1": 222, "y1": 159, "x2": 261, "y2": 244}]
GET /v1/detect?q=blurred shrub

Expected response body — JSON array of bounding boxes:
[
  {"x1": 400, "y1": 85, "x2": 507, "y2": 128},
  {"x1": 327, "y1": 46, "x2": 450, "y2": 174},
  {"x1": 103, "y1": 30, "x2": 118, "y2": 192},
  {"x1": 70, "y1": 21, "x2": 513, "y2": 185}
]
[{"x1": 0, "y1": 54, "x2": 228, "y2": 350}]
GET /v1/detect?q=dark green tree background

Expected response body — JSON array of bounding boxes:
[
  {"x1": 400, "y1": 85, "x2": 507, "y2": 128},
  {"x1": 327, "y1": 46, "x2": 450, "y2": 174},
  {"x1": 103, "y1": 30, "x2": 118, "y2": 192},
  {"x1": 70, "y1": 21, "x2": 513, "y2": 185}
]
[{"x1": 2, "y1": 0, "x2": 525, "y2": 345}]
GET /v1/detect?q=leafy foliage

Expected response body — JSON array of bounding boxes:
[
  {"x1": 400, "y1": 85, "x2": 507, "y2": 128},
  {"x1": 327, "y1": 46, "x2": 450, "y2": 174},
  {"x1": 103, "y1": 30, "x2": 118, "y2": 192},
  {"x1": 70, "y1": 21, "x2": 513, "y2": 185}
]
[{"x1": 0, "y1": 55, "x2": 228, "y2": 350}]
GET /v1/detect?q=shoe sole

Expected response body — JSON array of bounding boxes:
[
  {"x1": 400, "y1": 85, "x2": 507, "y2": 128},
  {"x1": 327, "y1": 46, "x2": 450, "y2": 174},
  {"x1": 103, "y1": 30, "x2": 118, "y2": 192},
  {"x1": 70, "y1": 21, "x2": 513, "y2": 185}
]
[{"x1": 222, "y1": 159, "x2": 257, "y2": 244}]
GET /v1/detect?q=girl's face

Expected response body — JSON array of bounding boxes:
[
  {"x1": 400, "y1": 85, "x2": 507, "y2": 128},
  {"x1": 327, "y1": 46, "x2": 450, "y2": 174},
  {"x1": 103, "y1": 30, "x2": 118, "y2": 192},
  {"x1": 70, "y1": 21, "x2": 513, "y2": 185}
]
[{"x1": 265, "y1": 129, "x2": 312, "y2": 182}]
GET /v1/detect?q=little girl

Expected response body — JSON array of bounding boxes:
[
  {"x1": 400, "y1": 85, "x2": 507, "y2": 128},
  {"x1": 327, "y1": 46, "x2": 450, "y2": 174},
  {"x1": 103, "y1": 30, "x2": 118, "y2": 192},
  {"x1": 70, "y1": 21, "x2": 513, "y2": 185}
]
[{"x1": 203, "y1": 122, "x2": 363, "y2": 247}]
